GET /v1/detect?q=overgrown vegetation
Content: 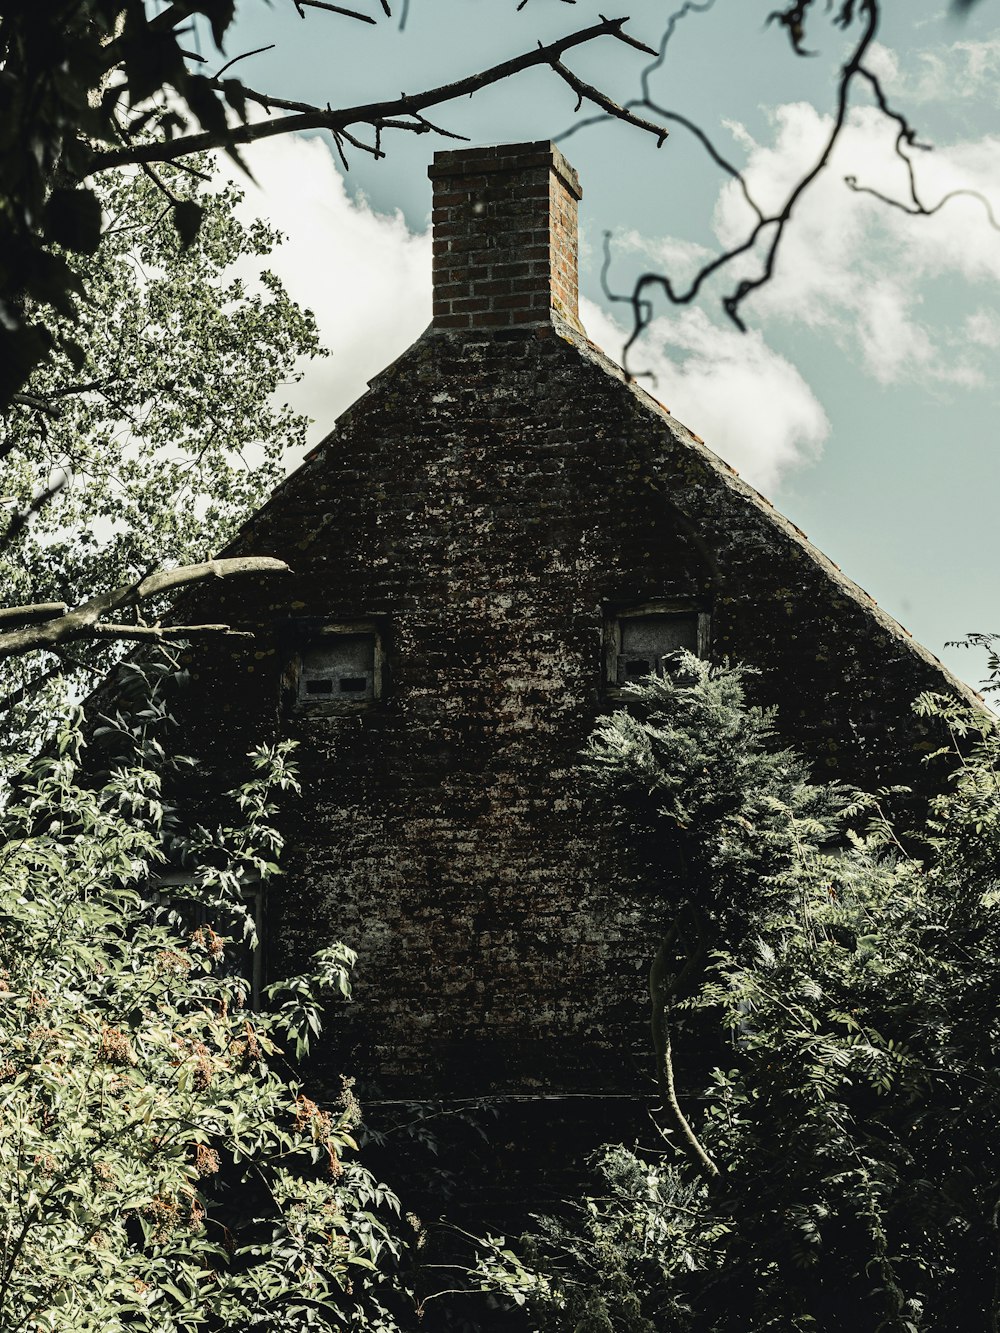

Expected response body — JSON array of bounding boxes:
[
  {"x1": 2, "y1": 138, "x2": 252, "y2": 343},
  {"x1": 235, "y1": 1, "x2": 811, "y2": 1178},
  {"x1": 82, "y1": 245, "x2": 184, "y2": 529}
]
[
  {"x1": 0, "y1": 657, "x2": 409, "y2": 1331},
  {"x1": 477, "y1": 655, "x2": 1000, "y2": 1332},
  {"x1": 0, "y1": 94, "x2": 418, "y2": 1328}
]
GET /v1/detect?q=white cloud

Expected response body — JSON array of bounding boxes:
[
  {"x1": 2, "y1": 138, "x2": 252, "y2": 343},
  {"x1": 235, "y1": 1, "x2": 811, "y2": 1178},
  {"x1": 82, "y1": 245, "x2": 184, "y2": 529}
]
[
  {"x1": 617, "y1": 227, "x2": 713, "y2": 276},
  {"x1": 868, "y1": 35, "x2": 1000, "y2": 104},
  {"x1": 965, "y1": 308, "x2": 1000, "y2": 348},
  {"x1": 220, "y1": 132, "x2": 431, "y2": 449},
  {"x1": 709, "y1": 100, "x2": 1000, "y2": 385},
  {"x1": 580, "y1": 299, "x2": 829, "y2": 495},
  {"x1": 865, "y1": 41, "x2": 901, "y2": 90}
]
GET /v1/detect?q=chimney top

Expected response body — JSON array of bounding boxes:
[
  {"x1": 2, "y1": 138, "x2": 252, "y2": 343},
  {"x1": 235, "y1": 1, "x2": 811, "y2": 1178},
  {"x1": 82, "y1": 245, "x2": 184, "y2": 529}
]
[{"x1": 428, "y1": 141, "x2": 583, "y2": 334}]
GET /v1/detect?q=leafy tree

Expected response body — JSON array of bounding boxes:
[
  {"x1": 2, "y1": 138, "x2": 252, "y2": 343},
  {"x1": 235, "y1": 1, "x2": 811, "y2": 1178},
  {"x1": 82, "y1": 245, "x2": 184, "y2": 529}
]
[
  {"x1": 0, "y1": 653, "x2": 410, "y2": 1331},
  {"x1": 476, "y1": 655, "x2": 1000, "y2": 1332},
  {"x1": 0, "y1": 158, "x2": 321, "y2": 754}
]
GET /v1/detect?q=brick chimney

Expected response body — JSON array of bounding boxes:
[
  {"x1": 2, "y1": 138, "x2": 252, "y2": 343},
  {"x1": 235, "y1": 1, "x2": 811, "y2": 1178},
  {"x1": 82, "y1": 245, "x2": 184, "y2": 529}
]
[{"x1": 428, "y1": 141, "x2": 584, "y2": 334}]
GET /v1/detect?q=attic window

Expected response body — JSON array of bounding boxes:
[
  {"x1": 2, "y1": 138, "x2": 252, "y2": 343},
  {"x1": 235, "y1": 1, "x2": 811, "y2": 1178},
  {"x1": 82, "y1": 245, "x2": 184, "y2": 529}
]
[
  {"x1": 605, "y1": 602, "x2": 709, "y2": 692},
  {"x1": 297, "y1": 628, "x2": 382, "y2": 706}
]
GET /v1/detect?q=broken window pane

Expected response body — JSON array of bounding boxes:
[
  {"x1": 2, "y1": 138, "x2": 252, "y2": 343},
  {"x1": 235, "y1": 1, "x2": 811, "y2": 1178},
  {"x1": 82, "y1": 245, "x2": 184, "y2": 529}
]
[
  {"x1": 617, "y1": 613, "x2": 698, "y2": 684},
  {"x1": 299, "y1": 633, "x2": 377, "y2": 702}
]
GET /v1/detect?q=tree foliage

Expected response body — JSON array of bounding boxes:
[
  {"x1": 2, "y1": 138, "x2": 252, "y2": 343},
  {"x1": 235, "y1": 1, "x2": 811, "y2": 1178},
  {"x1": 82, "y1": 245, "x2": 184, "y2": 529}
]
[
  {"x1": 0, "y1": 0, "x2": 248, "y2": 399},
  {"x1": 477, "y1": 656, "x2": 1000, "y2": 1332},
  {"x1": 0, "y1": 655, "x2": 410, "y2": 1331},
  {"x1": 0, "y1": 160, "x2": 321, "y2": 754}
]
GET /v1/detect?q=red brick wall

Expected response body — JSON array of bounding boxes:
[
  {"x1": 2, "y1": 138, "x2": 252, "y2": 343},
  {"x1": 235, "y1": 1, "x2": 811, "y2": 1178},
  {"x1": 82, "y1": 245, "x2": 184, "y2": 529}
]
[{"x1": 429, "y1": 141, "x2": 583, "y2": 332}]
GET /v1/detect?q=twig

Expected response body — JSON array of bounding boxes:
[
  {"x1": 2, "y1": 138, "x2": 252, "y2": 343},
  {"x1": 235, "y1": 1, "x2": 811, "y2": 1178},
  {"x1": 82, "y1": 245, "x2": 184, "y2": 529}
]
[
  {"x1": 214, "y1": 45, "x2": 277, "y2": 79},
  {"x1": 550, "y1": 60, "x2": 667, "y2": 144},
  {"x1": 297, "y1": 1, "x2": 377, "y2": 23}
]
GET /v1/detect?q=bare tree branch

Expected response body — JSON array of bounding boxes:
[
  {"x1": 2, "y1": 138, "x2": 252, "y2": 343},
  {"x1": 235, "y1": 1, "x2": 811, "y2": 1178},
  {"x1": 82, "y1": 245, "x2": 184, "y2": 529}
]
[
  {"x1": 599, "y1": 0, "x2": 895, "y2": 377},
  {"x1": 296, "y1": 0, "x2": 377, "y2": 22},
  {"x1": 0, "y1": 557, "x2": 290, "y2": 660},
  {"x1": 845, "y1": 175, "x2": 1000, "y2": 231},
  {"x1": 660, "y1": 1017, "x2": 721, "y2": 1180},
  {"x1": 88, "y1": 18, "x2": 664, "y2": 173},
  {"x1": 550, "y1": 60, "x2": 667, "y2": 145},
  {"x1": 90, "y1": 622, "x2": 254, "y2": 641}
]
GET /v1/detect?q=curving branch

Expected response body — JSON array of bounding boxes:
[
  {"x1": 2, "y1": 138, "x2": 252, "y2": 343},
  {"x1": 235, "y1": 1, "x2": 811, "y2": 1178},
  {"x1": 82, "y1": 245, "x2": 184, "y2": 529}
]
[
  {"x1": 660, "y1": 1017, "x2": 721, "y2": 1180},
  {"x1": 843, "y1": 67, "x2": 1000, "y2": 234},
  {"x1": 0, "y1": 557, "x2": 290, "y2": 661},
  {"x1": 573, "y1": 0, "x2": 992, "y2": 385},
  {"x1": 88, "y1": 18, "x2": 664, "y2": 174},
  {"x1": 606, "y1": 0, "x2": 882, "y2": 375},
  {"x1": 648, "y1": 903, "x2": 720, "y2": 1181}
]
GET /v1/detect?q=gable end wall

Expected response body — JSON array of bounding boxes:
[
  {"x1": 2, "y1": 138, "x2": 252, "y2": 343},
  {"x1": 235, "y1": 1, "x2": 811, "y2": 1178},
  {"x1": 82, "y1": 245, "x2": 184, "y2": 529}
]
[{"x1": 172, "y1": 322, "x2": 977, "y2": 1100}]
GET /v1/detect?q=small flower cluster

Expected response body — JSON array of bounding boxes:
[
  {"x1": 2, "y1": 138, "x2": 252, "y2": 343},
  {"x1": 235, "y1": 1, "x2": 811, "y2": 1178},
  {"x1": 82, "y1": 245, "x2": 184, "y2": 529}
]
[
  {"x1": 295, "y1": 1095, "x2": 343, "y2": 1178},
  {"x1": 98, "y1": 1025, "x2": 136, "y2": 1066},
  {"x1": 189, "y1": 924, "x2": 225, "y2": 961},
  {"x1": 194, "y1": 1143, "x2": 220, "y2": 1177}
]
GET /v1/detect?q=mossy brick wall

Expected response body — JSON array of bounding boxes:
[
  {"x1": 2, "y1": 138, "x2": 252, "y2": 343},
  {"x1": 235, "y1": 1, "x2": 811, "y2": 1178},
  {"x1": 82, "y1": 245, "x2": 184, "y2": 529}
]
[{"x1": 174, "y1": 315, "x2": 977, "y2": 1105}]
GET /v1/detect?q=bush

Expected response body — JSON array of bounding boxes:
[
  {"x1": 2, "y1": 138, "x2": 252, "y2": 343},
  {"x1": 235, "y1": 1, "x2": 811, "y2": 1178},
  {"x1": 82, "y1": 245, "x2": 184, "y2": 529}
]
[
  {"x1": 477, "y1": 655, "x2": 1000, "y2": 1332},
  {"x1": 0, "y1": 659, "x2": 408, "y2": 1331}
]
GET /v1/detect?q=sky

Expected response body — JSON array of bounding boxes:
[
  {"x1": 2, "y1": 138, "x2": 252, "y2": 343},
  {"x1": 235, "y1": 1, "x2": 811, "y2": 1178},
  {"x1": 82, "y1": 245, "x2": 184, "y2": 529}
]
[{"x1": 195, "y1": 0, "x2": 1000, "y2": 686}]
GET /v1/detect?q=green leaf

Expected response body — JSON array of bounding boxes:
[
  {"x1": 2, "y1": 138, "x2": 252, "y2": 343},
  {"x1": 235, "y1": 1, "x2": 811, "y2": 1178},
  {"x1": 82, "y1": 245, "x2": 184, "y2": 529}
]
[
  {"x1": 171, "y1": 200, "x2": 204, "y2": 249},
  {"x1": 43, "y1": 188, "x2": 103, "y2": 254}
]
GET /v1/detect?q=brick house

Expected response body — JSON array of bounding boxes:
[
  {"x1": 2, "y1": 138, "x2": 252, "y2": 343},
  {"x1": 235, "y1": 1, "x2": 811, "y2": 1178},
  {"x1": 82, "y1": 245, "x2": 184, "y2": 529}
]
[{"x1": 175, "y1": 141, "x2": 976, "y2": 1131}]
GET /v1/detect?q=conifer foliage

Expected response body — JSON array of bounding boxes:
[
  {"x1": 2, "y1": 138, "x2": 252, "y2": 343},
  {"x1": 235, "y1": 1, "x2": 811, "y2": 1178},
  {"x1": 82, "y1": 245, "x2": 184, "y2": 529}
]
[{"x1": 479, "y1": 656, "x2": 1000, "y2": 1333}]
